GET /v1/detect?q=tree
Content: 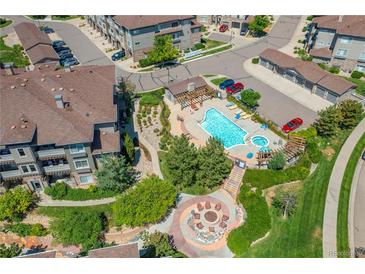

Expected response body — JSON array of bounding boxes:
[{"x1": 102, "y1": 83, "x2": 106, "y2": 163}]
[
  {"x1": 196, "y1": 137, "x2": 232, "y2": 189},
  {"x1": 240, "y1": 89, "x2": 261, "y2": 109},
  {"x1": 337, "y1": 100, "x2": 363, "y2": 130},
  {"x1": 249, "y1": 16, "x2": 270, "y2": 35},
  {"x1": 163, "y1": 135, "x2": 198, "y2": 189},
  {"x1": 0, "y1": 187, "x2": 35, "y2": 221},
  {"x1": 95, "y1": 155, "x2": 138, "y2": 193},
  {"x1": 0, "y1": 243, "x2": 22, "y2": 258},
  {"x1": 146, "y1": 35, "x2": 179, "y2": 65},
  {"x1": 268, "y1": 152, "x2": 286, "y2": 170},
  {"x1": 272, "y1": 192, "x2": 297, "y2": 219},
  {"x1": 50, "y1": 210, "x2": 105, "y2": 251},
  {"x1": 113, "y1": 176, "x2": 177, "y2": 227},
  {"x1": 313, "y1": 105, "x2": 339, "y2": 137},
  {"x1": 124, "y1": 133, "x2": 135, "y2": 163},
  {"x1": 140, "y1": 231, "x2": 178, "y2": 258}
]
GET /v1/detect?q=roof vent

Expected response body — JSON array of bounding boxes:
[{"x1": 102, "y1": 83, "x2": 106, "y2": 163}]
[
  {"x1": 85, "y1": 112, "x2": 90, "y2": 117},
  {"x1": 23, "y1": 78, "x2": 28, "y2": 82},
  {"x1": 59, "y1": 87, "x2": 64, "y2": 91},
  {"x1": 69, "y1": 88, "x2": 75, "y2": 92},
  {"x1": 51, "y1": 88, "x2": 56, "y2": 92},
  {"x1": 20, "y1": 83, "x2": 26, "y2": 87},
  {"x1": 11, "y1": 125, "x2": 16, "y2": 130},
  {"x1": 56, "y1": 74, "x2": 61, "y2": 78},
  {"x1": 102, "y1": 131, "x2": 107, "y2": 135},
  {"x1": 11, "y1": 85, "x2": 16, "y2": 89},
  {"x1": 89, "y1": 70, "x2": 93, "y2": 73},
  {"x1": 21, "y1": 124, "x2": 27, "y2": 129},
  {"x1": 41, "y1": 78, "x2": 45, "y2": 82},
  {"x1": 45, "y1": 64, "x2": 49, "y2": 68}
]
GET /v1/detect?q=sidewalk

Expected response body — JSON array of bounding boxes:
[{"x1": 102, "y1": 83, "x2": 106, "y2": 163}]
[
  {"x1": 243, "y1": 59, "x2": 332, "y2": 112},
  {"x1": 323, "y1": 118, "x2": 365, "y2": 258},
  {"x1": 279, "y1": 16, "x2": 308, "y2": 57},
  {"x1": 38, "y1": 193, "x2": 116, "y2": 207}
]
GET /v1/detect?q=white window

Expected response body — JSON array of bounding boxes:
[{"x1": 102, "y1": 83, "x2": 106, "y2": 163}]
[
  {"x1": 21, "y1": 164, "x2": 37, "y2": 173},
  {"x1": 359, "y1": 52, "x2": 365, "y2": 61},
  {"x1": 29, "y1": 164, "x2": 36, "y2": 172},
  {"x1": 70, "y1": 144, "x2": 85, "y2": 154},
  {"x1": 340, "y1": 36, "x2": 352, "y2": 44},
  {"x1": 80, "y1": 175, "x2": 93, "y2": 184},
  {"x1": 17, "y1": 148, "x2": 26, "y2": 157},
  {"x1": 335, "y1": 49, "x2": 348, "y2": 58},
  {"x1": 21, "y1": 165, "x2": 29, "y2": 173},
  {"x1": 74, "y1": 159, "x2": 89, "y2": 170}
]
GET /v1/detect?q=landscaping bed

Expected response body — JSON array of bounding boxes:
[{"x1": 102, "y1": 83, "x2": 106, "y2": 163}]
[
  {"x1": 0, "y1": 18, "x2": 12, "y2": 28},
  {"x1": 344, "y1": 77, "x2": 365, "y2": 97},
  {"x1": 0, "y1": 36, "x2": 30, "y2": 67}
]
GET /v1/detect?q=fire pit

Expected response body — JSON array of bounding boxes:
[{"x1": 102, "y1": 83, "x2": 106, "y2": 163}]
[{"x1": 204, "y1": 210, "x2": 219, "y2": 224}]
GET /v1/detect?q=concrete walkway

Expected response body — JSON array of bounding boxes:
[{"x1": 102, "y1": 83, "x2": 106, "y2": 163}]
[
  {"x1": 323, "y1": 118, "x2": 365, "y2": 258},
  {"x1": 38, "y1": 193, "x2": 116, "y2": 207}
]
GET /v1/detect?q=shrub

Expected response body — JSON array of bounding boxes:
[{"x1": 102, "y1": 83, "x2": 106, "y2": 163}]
[
  {"x1": 4, "y1": 223, "x2": 48, "y2": 237},
  {"x1": 0, "y1": 243, "x2": 21, "y2": 258},
  {"x1": 139, "y1": 58, "x2": 154, "y2": 68},
  {"x1": 0, "y1": 187, "x2": 35, "y2": 222},
  {"x1": 351, "y1": 71, "x2": 364, "y2": 79},
  {"x1": 306, "y1": 139, "x2": 322, "y2": 164},
  {"x1": 267, "y1": 152, "x2": 286, "y2": 170},
  {"x1": 272, "y1": 192, "x2": 297, "y2": 218},
  {"x1": 240, "y1": 89, "x2": 261, "y2": 108},
  {"x1": 252, "y1": 57, "x2": 259, "y2": 64},
  {"x1": 192, "y1": 43, "x2": 205, "y2": 50},
  {"x1": 141, "y1": 231, "x2": 179, "y2": 258},
  {"x1": 113, "y1": 176, "x2": 177, "y2": 227},
  {"x1": 328, "y1": 66, "x2": 340, "y2": 74},
  {"x1": 45, "y1": 182, "x2": 70, "y2": 199}
]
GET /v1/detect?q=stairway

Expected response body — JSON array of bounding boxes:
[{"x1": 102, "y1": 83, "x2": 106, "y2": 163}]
[{"x1": 223, "y1": 166, "x2": 245, "y2": 199}]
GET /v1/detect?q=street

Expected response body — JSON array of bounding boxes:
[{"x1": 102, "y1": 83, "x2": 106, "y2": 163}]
[{"x1": 354, "y1": 159, "x2": 365, "y2": 253}]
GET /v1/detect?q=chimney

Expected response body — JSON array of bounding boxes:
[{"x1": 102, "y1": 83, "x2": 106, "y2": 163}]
[
  {"x1": 338, "y1": 15, "x2": 343, "y2": 22},
  {"x1": 3, "y1": 63, "x2": 15, "y2": 76},
  {"x1": 187, "y1": 82, "x2": 196, "y2": 92},
  {"x1": 54, "y1": 94, "x2": 64, "y2": 109}
]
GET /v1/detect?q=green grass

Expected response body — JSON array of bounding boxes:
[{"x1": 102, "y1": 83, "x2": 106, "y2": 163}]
[
  {"x1": 201, "y1": 38, "x2": 226, "y2": 49},
  {"x1": 0, "y1": 36, "x2": 30, "y2": 67},
  {"x1": 337, "y1": 132, "x2": 365, "y2": 257},
  {"x1": 211, "y1": 77, "x2": 228, "y2": 86},
  {"x1": 51, "y1": 15, "x2": 79, "y2": 21},
  {"x1": 0, "y1": 19, "x2": 12, "y2": 29},
  {"x1": 344, "y1": 77, "x2": 365, "y2": 96},
  {"x1": 238, "y1": 135, "x2": 347, "y2": 257},
  {"x1": 138, "y1": 88, "x2": 165, "y2": 106}
]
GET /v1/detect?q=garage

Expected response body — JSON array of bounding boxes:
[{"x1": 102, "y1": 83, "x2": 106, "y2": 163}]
[{"x1": 316, "y1": 86, "x2": 338, "y2": 103}]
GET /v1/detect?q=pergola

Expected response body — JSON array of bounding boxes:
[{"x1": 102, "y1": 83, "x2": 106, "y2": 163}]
[{"x1": 175, "y1": 85, "x2": 215, "y2": 109}]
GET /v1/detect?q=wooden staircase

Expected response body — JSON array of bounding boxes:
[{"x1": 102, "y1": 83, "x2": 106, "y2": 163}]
[{"x1": 223, "y1": 166, "x2": 245, "y2": 199}]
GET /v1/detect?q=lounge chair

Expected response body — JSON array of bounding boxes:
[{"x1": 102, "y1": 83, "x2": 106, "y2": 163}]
[
  {"x1": 235, "y1": 109, "x2": 242, "y2": 115},
  {"x1": 225, "y1": 102, "x2": 234, "y2": 107},
  {"x1": 241, "y1": 113, "x2": 253, "y2": 120},
  {"x1": 228, "y1": 104, "x2": 238, "y2": 110}
]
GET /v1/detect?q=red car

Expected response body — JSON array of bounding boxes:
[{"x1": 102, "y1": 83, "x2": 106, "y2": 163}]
[
  {"x1": 226, "y1": 82, "x2": 244, "y2": 94},
  {"x1": 219, "y1": 24, "x2": 229, "y2": 32},
  {"x1": 282, "y1": 118, "x2": 303, "y2": 133}
]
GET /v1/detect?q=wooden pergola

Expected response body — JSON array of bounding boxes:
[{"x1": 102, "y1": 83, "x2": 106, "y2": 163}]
[
  {"x1": 175, "y1": 85, "x2": 215, "y2": 109},
  {"x1": 256, "y1": 135, "x2": 307, "y2": 167}
]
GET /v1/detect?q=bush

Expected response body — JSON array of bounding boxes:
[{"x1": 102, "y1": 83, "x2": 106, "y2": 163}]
[
  {"x1": 0, "y1": 187, "x2": 35, "y2": 222},
  {"x1": 267, "y1": 152, "x2": 286, "y2": 170},
  {"x1": 306, "y1": 139, "x2": 322, "y2": 164},
  {"x1": 351, "y1": 71, "x2": 364, "y2": 79},
  {"x1": 328, "y1": 66, "x2": 340, "y2": 74},
  {"x1": 252, "y1": 57, "x2": 259, "y2": 64},
  {"x1": 113, "y1": 176, "x2": 177, "y2": 227},
  {"x1": 45, "y1": 182, "x2": 70, "y2": 199},
  {"x1": 240, "y1": 89, "x2": 261, "y2": 109},
  {"x1": 4, "y1": 223, "x2": 48, "y2": 237},
  {"x1": 0, "y1": 243, "x2": 21, "y2": 258},
  {"x1": 227, "y1": 185, "x2": 271, "y2": 256},
  {"x1": 192, "y1": 43, "x2": 205, "y2": 50},
  {"x1": 139, "y1": 58, "x2": 154, "y2": 68},
  {"x1": 141, "y1": 231, "x2": 179, "y2": 258}
]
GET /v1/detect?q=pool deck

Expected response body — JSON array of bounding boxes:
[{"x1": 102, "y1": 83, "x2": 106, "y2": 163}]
[{"x1": 166, "y1": 97, "x2": 285, "y2": 166}]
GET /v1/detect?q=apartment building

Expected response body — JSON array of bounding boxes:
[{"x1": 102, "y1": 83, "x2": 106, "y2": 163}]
[
  {"x1": 0, "y1": 64, "x2": 121, "y2": 192},
  {"x1": 196, "y1": 15, "x2": 253, "y2": 30},
  {"x1": 306, "y1": 16, "x2": 365, "y2": 72},
  {"x1": 86, "y1": 15, "x2": 202, "y2": 61}
]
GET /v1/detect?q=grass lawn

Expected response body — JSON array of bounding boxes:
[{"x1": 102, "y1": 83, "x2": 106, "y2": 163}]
[
  {"x1": 337, "y1": 132, "x2": 365, "y2": 257},
  {"x1": 344, "y1": 77, "x2": 365, "y2": 96},
  {"x1": 0, "y1": 19, "x2": 12, "y2": 29},
  {"x1": 211, "y1": 77, "x2": 228, "y2": 86},
  {"x1": 0, "y1": 36, "x2": 30, "y2": 67},
  {"x1": 51, "y1": 15, "x2": 79, "y2": 21},
  {"x1": 202, "y1": 38, "x2": 226, "y2": 49},
  {"x1": 138, "y1": 88, "x2": 165, "y2": 106},
  {"x1": 238, "y1": 133, "x2": 348, "y2": 257}
]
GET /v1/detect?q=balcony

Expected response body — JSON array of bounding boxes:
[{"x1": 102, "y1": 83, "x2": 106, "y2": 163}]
[
  {"x1": 43, "y1": 164, "x2": 71, "y2": 175},
  {"x1": 0, "y1": 154, "x2": 14, "y2": 164},
  {"x1": 0, "y1": 169, "x2": 22, "y2": 181},
  {"x1": 36, "y1": 148, "x2": 66, "y2": 160}
]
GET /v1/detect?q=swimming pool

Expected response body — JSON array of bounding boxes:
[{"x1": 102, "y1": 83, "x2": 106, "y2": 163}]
[
  {"x1": 251, "y1": 135, "x2": 269, "y2": 147},
  {"x1": 201, "y1": 108, "x2": 248, "y2": 148}
]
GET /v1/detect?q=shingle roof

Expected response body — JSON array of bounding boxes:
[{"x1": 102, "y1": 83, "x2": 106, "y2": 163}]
[
  {"x1": 88, "y1": 242, "x2": 140, "y2": 258},
  {"x1": 18, "y1": 250, "x2": 57, "y2": 258},
  {"x1": 92, "y1": 130, "x2": 120, "y2": 155},
  {"x1": 0, "y1": 65, "x2": 117, "y2": 146},
  {"x1": 259, "y1": 49, "x2": 356, "y2": 95},
  {"x1": 166, "y1": 76, "x2": 208, "y2": 96},
  {"x1": 112, "y1": 15, "x2": 194, "y2": 30},
  {"x1": 309, "y1": 47, "x2": 332, "y2": 59},
  {"x1": 27, "y1": 44, "x2": 59, "y2": 64},
  {"x1": 312, "y1": 16, "x2": 365, "y2": 38}
]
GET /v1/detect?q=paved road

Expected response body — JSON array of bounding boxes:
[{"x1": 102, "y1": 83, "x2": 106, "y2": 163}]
[
  {"x1": 323, "y1": 118, "x2": 365, "y2": 258},
  {"x1": 354, "y1": 158, "x2": 365, "y2": 254},
  {"x1": 2, "y1": 15, "x2": 317, "y2": 126}
]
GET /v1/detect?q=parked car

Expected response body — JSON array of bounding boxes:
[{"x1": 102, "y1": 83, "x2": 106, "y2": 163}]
[
  {"x1": 57, "y1": 49, "x2": 72, "y2": 56},
  {"x1": 226, "y1": 82, "x2": 244, "y2": 94},
  {"x1": 219, "y1": 24, "x2": 229, "y2": 32},
  {"x1": 52, "y1": 40, "x2": 65, "y2": 47},
  {"x1": 59, "y1": 53, "x2": 74, "y2": 60},
  {"x1": 219, "y1": 79, "x2": 235, "y2": 90},
  {"x1": 42, "y1": 26, "x2": 54, "y2": 34},
  {"x1": 362, "y1": 150, "x2": 365, "y2": 161},
  {"x1": 240, "y1": 26, "x2": 249, "y2": 36},
  {"x1": 62, "y1": 58, "x2": 79, "y2": 67},
  {"x1": 54, "y1": 46, "x2": 70, "y2": 53},
  {"x1": 282, "y1": 118, "x2": 303, "y2": 133},
  {"x1": 111, "y1": 50, "x2": 125, "y2": 61}
]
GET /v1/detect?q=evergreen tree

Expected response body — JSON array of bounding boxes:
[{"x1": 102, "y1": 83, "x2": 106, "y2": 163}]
[
  {"x1": 337, "y1": 99, "x2": 363, "y2": 130},
  {"x1": 163, "y1": 135, "x2": 198, "y2": 189},
  {"x1": 313, "y1": 105, "x2": 339, "y2": 137},
  {"x1": 124, "y1": 133, "x2": 135, "y2": 163},
  {"x1": 196, "y1": 137, "x2": 232, "y2": 189}
]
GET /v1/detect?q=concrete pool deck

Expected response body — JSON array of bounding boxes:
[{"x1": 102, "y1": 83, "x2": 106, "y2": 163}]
[{"x1": 166, "y1": 97, "x2": 285, "y2": 166}]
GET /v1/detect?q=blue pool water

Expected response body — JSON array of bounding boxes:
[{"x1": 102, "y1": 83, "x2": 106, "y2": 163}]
[
  {"x1": 201, "y1": 108, "x2": 247, "y2": 148},
  {"x1": 251, "y1": 135, "x2": 269, "y2": 147}
]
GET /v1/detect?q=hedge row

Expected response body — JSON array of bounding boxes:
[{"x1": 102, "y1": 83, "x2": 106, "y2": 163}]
[{"x1": 2, "y1": 223, "x2": 48, "y2": 237}]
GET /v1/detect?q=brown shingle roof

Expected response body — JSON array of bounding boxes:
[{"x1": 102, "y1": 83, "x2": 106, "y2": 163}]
[
  {"x1": 112, "y1": 15, "x2": 194, "y2": 30},
  {"x1": 27, "y1": 44, "x2": 59, "y2": 64},
  {"x1": 88, "y1": 242, "x2": 139, "y2": 258},
  {"x1": 166, "y1": 76, "x2": 207, "y2": 96},
  {"x1": 92, "y1": 130, "x2": 121, "y2": 155},
  {"x1": 0, "y1": 65, "x2": 117, "y2": 146},
  {"x1": 309, "y1": 47, "x2": 332, "y2": 59},
  {"x1": 14, "y1": 22, "x2": 52, "y2": 50},
  {"x1": 313, "y1": 16, "x2": 365, "y2": 37},
  {"x1": 259, "y1": 49, "x2": 356, "y2": 95},
  {"x1": 18, "y1": 250, "x2": 57, "y2": 258}
]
